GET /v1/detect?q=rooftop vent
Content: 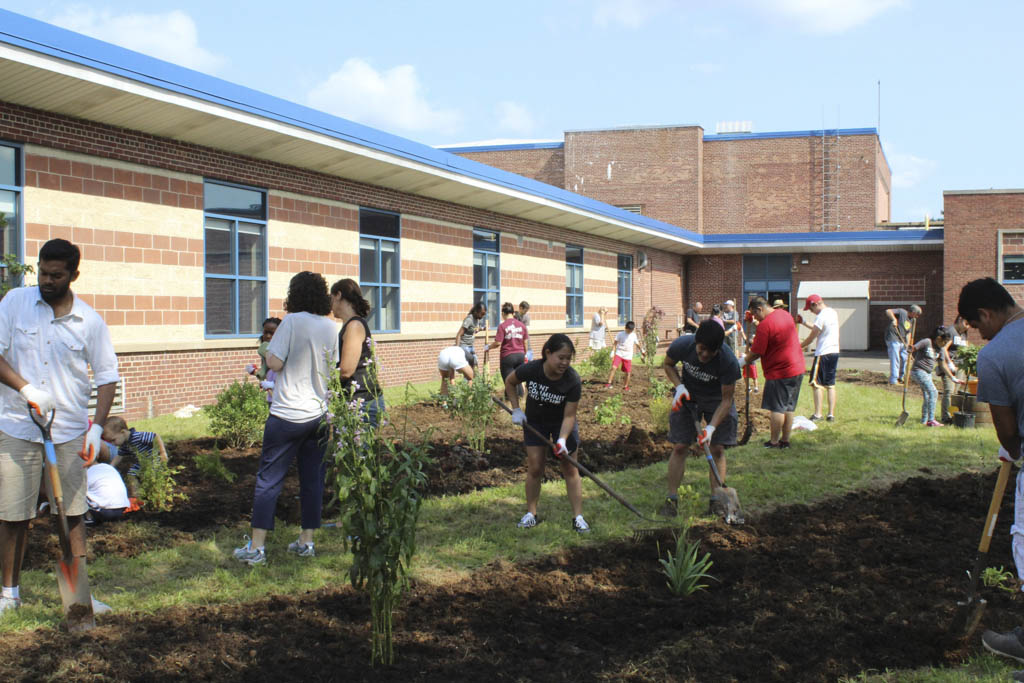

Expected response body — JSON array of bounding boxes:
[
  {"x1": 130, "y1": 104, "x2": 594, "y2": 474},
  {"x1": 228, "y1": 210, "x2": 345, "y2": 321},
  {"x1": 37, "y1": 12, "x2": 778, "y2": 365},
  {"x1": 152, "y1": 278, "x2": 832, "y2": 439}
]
[{"x1": 715, "y1": 121, "x2": 753, "y2": 134}]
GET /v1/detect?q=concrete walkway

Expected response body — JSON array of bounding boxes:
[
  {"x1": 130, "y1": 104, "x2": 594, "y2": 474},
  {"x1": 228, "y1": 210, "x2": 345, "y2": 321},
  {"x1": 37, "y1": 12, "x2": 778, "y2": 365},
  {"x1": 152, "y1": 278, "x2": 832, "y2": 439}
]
[{"x1": 822, "y1": 350, "x2": 890, "y2": 374}]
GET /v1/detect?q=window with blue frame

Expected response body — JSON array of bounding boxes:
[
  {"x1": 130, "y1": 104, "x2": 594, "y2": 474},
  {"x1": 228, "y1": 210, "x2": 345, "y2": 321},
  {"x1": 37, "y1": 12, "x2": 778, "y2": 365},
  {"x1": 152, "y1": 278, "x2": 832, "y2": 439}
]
[
  {"x1": 566, "y1": 245, "x2": 583, "y2": 327},
  {"x1": 1004, "y1": 255, "x2": 1024, "y2": 283},
  {"x1": 0, "y1": 142, "x2": 23, "y2": 288},
  {"x1": 473, "y1": 228, "x2": 500, "y2": 329},
  {"x1": 203, "y1": 180, "x2": 267, "y2": 336},
  {"x1": 359, "y1": 209, "x2": 401, "y2": 333},
  {"x1": 617, "y1": 253, "x2": 633, "y2": 325}
]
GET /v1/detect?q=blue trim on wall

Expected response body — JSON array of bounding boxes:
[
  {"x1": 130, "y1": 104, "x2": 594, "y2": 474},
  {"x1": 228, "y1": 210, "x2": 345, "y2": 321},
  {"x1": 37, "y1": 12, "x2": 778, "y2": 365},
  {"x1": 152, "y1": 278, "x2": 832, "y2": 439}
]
[
  {"x1": 703, "y1": 229, "x2": 944, "y2": 245},
  {"x1": 706, "y1": 128, "x2": 877, "y2": 142},
  {"x1": 438, "y1": 142, "x2": 565, "y2": 153}
]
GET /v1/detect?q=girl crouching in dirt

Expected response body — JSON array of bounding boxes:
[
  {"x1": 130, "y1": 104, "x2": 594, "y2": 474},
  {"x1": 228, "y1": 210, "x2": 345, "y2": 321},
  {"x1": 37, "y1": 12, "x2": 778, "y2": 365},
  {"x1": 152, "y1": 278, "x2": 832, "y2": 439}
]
[{"x1": 504, "y1": 334, "x2": 589, "y2": 533}]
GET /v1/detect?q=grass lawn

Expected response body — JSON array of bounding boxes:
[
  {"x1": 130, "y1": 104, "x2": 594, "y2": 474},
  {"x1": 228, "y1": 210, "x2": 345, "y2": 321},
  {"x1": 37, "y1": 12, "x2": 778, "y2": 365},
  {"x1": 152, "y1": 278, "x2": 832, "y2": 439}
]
[{"x1": 7, "y1": 377, "x2": 1019, "y2": 680}]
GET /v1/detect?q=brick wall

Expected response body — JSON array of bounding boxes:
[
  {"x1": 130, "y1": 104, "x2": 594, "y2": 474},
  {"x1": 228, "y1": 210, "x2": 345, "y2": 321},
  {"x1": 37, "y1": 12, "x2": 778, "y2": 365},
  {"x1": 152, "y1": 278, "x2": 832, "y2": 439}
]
[
  {"x1": 943, "y1": 191, "x2": 1024, "y2": 339},
  {"x1": 454, "y1": 147, "x2": 565, "y2": 188}
]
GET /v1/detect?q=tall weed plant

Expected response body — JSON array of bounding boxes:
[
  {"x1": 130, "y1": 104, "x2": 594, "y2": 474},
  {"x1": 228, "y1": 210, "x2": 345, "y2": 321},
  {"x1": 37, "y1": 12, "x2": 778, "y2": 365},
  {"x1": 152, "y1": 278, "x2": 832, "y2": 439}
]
[
  {"x1": 325, "y1": 366, "x2": 431, "y2": 666},
  {"x1": 439, "y1": 372, "x2": 496, "y2": 452},
  {"x1": 641, "y1": 307, "x2": 665, "y2": 368},
  {"x1": 649, "y1": 396, "x2": 670, "y2": 434},
  {"x1": 134, "y1": 451, "x2": 187, "y2": 512},
  {"x1": 205, "y1": 380, "x2": 269, "y2": 449}
]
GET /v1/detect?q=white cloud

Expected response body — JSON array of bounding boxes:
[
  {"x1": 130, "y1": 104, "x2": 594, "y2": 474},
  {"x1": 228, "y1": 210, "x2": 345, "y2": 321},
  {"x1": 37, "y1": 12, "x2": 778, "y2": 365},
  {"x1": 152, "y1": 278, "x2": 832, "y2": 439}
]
[
  {"x1": 46, "y1": 6, "x2": 225, "y2": 73},
  {"x1": 746, "y1": 0, "x2": 906, "y2": 34},
  {"x1": 886, "y1": 144, "x2": 938, "y2": 189},
  {"x1": 307, "y1": 58, "x2": 460, "y2": 136},
  {"x1": 495, "y1": 101, "x2": 535, "y2": 135},
  {"x1": 593, "y1": 0, "x2": 675, "y2": 28}
]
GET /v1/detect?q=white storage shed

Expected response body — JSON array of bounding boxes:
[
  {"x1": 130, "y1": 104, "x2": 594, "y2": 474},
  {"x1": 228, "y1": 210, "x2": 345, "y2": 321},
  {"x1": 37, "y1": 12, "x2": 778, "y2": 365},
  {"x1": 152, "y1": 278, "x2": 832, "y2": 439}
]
[{"x1": 795, "y1": 281, "x2": 871, "y2": 351}]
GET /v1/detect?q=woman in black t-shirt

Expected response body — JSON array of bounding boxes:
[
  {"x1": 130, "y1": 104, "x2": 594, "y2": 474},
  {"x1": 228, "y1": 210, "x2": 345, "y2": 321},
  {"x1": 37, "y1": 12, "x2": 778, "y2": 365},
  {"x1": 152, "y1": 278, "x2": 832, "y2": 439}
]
[
  {"x1": 504, "y1": 334, "x2": 590, "y2": 533},
  {"x1": 330, "y1": 278, "x2": 383, "y2": 426}
]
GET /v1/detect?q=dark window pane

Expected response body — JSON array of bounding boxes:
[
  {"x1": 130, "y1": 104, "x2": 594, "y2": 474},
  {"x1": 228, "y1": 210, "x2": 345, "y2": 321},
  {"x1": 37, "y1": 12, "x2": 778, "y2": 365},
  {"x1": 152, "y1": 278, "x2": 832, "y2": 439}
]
[
  {"x1": 0, "y1": 146, "x2": 16, "y2": 187},
  {"x1": 237, "y1": 222, "x2": 264, "y2": 277},
  {"x1": 381, "y1": 285, "x2": 400, "y2": 330},
  {"x1": 363, "y1": 284, "x2": 380, "y2": 331},
  {"x1": 1005, "y1": 257, "x2": 1024, "y2": 281},
  {"x1": 766, "y1": 254, "x2": 792, "y2": 279},
  {"x1": 360, "y1": 238, "x2": 379, "y2": 283},
  {"x1": 360, "y1": 209, "x2": 400, "y2": 239},
  {"x1": 205, "y1": 278, "x2": 233, "y2": 335},
  {"x1": 566, "y1": 245, "x2": 583, "y2": 264},
  {"x1": 0, "y1": 189, "x2": 16, "y2": 257},
  {"x1": 204, "y1": 182, "x2": 265, "y2": 219},
  {"x1": 205, "y1": 218, "x2": 232, "y2": 275},
  {"x1": 380, "y1": 240, "x2": 399, "y2": 284},
  {"x1": 473, "y1": 251, "x2": 485, "y2": 289},
  {"x1": 486, "y1": 253, "x2": 499, "y2": 289},
  {"x1": 473, "y1": 228, "x2": 499, "y2": 252},
  {"x1": 238, "y1": 279, "x2": 265, "y2": 335},
  {"x1": 485, "y1": 291, "x2": 499, "y2": 329},
  {"x1": 618, "y1": 254, "x2": 632, "y2": 271}
]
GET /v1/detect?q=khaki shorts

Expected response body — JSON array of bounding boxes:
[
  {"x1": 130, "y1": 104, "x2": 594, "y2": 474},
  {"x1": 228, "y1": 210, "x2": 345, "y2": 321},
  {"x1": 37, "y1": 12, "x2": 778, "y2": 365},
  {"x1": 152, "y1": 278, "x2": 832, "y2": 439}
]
[{"x1": 0, "y1": 431, "x2": 87, "y2": 521}]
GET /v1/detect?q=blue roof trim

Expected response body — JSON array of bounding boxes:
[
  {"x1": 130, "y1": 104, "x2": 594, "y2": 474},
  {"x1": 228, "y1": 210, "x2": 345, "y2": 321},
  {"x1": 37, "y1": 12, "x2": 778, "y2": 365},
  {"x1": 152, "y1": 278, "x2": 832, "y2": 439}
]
[
  {"x1": 707, "y1": 127, "x2": 877, "y2": 142},
  {"x1": 703, "y1": 229, "x2": 944, "y2": 245},
  {"x1": 438, "y1": 142, "x2": 565, "y2": 153},
  {"x1": 0, "y1": 10, "x2": 706, "y2": 244}
]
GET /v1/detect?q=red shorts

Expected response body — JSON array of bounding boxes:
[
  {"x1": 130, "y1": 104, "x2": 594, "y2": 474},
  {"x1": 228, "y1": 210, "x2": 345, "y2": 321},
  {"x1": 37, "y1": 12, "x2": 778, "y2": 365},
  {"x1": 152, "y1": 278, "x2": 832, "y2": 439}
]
[
  {"x1": 612, "y1": 355, "x2": 632, "y2": 373},
  {"x1": 743, "y1": 363, "x2": 758, "y2": 379}
]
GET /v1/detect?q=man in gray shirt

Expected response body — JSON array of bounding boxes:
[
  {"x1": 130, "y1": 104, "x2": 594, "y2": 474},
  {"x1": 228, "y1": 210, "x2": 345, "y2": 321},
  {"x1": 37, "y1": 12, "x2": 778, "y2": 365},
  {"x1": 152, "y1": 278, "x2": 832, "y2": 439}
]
[
  {"x1": 884, "y1": 304, "x2": 922, "y2": 384},
  {"x1": 961, "y1": 279, "x2": 1024, "y2": 670}
]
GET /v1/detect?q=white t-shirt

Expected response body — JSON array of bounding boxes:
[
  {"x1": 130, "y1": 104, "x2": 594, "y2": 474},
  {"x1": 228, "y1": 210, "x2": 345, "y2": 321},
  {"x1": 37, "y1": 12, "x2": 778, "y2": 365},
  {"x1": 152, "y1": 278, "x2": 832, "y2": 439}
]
[
  {"x1": 589, "y1": 312, "x2": 607, "y2": 349},
  {"x1": 614, "y1": 330, "x2": 639, "y2": 360},
  {"x1": 812, "y1": 306, "x2": 840, "y2": 356},
  {"x1": 86, "y1": 463, "x2": 130, "y2": 511},
  {"x1": 265, "y1": 312, "x2": 339, "y2": 423},
  {"x1": 438, "y1": 346, "x2": 469, "y2": 372}
]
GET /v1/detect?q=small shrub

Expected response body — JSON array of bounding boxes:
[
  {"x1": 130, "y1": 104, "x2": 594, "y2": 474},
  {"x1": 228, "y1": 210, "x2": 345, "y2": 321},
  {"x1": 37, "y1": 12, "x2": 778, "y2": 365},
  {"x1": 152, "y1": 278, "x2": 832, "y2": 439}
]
[
  {"x1": 192, "y1": 445, "x2": 236, "y2": 483},
  {"x1": 658, "y1": 532, "x2": 716, "y2": 596},
  {"x1": 586, "y1": 347, "x2": 613, "y2": 379},
  {"x1": 957, "y1": 344, "x2": 980, "y2": 378},
  {"x1": 595, "y1": 394, "x2": 630, "y2": 426},
  {"x1": 649, "y1": 396, "x2": 670, "y2": 434},
  {"x1": 641, "y1": 307, "x2": 665, "y2": 367},
  {"x1": 0, "y1": 212, "x2": 35, "y2": 300},
  {"x1": 981, "y1": 565, "x2": 1018, "y2": 594},
  {"x1": 648, "y1": 376, "x2": 672, "y2": 399},
  {"x1": 439, "y1": 372, "x2": 496, "y2": 452},
  {"x1": 206, "y1": 380, "x2": 269, "y2": 449},
  {"x1": 134, "y1": 452, "x2": 187, "y2": 512}
]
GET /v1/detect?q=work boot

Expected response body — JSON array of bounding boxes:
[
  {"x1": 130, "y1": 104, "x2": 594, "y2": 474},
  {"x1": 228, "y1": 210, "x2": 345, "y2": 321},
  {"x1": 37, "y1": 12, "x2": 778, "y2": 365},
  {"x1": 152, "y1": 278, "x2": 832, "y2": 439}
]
[
  {"x1": 657, "y1": 497, "x2": 678, "y2": 518},
  {"x1": 983, "y1": 626, "x2": 1024, "y2": 663}
]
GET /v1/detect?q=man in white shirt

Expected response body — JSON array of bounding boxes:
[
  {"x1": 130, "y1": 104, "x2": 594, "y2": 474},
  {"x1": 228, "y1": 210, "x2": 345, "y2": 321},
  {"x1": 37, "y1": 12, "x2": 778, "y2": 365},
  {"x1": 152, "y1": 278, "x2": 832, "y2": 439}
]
[
  {"x1": 0, "y1": 238, "x2": 119, "y2": 617},
  {"x1": 604, "y1": 320, "x2": 645, "y2": 391},
  {"x1": 799, "y1": 294, "x2": 840, "y2": 422}
]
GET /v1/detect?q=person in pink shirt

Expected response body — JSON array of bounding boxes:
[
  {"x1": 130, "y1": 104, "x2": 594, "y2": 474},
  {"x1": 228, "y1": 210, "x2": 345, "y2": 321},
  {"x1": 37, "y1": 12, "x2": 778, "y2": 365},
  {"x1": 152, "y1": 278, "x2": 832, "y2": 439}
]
[
  {"x1": 742, "y1": 296, "x2": 805, "y2": 449},
  {"x1": 484, "y1": 302, "x2": 530, "y2": 398}
]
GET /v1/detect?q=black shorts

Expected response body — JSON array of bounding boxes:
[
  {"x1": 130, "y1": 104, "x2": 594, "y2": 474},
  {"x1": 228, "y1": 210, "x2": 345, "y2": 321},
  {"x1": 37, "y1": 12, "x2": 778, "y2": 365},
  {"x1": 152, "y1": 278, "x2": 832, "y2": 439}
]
[
  {"x1": 500, "y1": 353, "x2": 526, "y2": 380},
  {"x1": 809, "y1": 353, "x2": 839, "y2": 387},
  {"x1": 668, "y1": 402, "x2": 737, "y2": 447},
  {"x1": 523, "y1": 421, "x2": 580, "y2": 452},
  {"x1": 762, "y1": 374, "x2": 803, "y2": 413}
]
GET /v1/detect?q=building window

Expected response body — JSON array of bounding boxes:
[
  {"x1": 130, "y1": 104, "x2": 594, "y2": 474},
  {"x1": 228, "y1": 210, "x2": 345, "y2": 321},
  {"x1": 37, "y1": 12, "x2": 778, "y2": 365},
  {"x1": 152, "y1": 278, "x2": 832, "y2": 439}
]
[
  {"x1": 0, "y1": 142, "x2": 23, "y2": 289},
  {"x1": 203, "y1": 180, "x2": 267, "y2": 337},
  {"x1": 360, "y1": 208, "x2": 401, "y2": 333},
  {"x1": 473, "y1": 228, "x2": 500, "y2": 329},
  {"x1": 742, "y1": 254, "x2": 792, "y2": 312},
  {"x1": 566, "y1": 245, "x2": 583, "y2": 327},
  {"x1": 1004, "y1": 255, "x2": 1024, "y2": 283},
  {"x1": 617, "y1": 254, "x2": 633, "y2": 325}
]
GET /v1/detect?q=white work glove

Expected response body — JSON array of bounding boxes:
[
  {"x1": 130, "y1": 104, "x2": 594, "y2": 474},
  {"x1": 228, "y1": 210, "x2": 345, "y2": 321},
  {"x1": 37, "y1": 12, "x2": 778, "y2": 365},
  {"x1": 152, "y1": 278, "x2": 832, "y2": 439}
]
[
  {"x1": 246, "y1": 364, "x2": 257, "y2": 375},
  {"x1": 525, "y1": 349, "x2": 533, "y2": 361},
  {"x1": 698, "y1": 424, "x2": 716, "y2": 447},
  {"x1": 999, "y1": 447, "x2": 1022, "y2": 464},
  {"x1": 671, "y1": 383, "x2": 691, "y2": 412},
  {"x1": 553, "y1": 437, "x2": 568, "y2": 459},
  {"x1": 510, "y1": 408, "x2": 526, "y2": 425},
  {"x1": 20, "y1": 384, "x2": 55, "y2": 417},
  {"x1": 79, "y1": 422, "x2": 103, "y2": 467},
  {"x1": 260, "y1": 380, "x2": 275, "y2": 391}
]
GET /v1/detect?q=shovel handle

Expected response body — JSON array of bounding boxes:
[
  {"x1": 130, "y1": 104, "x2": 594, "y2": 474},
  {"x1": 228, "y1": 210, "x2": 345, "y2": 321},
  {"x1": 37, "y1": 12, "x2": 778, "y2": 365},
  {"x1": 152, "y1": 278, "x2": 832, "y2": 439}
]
[
  {"x1": 690, "y1": 406, "x2": 727, "y2": 489},
  {"x1": 979, "y1": 460, "x2": 1013, "y2": 554}
]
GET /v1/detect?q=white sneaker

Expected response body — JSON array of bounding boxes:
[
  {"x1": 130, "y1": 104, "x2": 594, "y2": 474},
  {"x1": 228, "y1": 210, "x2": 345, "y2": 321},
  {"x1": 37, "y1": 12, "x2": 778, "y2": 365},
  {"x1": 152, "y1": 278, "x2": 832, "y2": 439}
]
[
  {"x1": 91, "y1": 596, "x2": 112, "y2": 614},
  {"x1": 517, "y1": 512, "x2": 538, "y2": 528},
  {"x1": 572, "y1": 515, "x2": 591, "y2": 533},
  {"x1": 0, "y1": 596, "x2": 21, "y2": 615}
]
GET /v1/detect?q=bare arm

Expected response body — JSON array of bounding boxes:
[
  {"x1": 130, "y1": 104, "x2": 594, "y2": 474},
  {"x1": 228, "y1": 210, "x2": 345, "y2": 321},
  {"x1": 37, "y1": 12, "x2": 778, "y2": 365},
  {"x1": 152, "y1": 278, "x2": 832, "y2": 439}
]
[
  {"x1": 154, "y1": 433, "x2": 168, "y2": 463},
  {"x1": 991, "y1": 404, "x2": 1022, "y2": 459},
  {"x1": 801, "y1": 327, "x2": 821, "y2": 350},
  {"x1": 663, "y1": 356, "x2": 682, "y2": 386},
  {"x1": 558, "y1": 401, "x2": 579, "y2": 443},
  {"x1": 0, "y1": 354, "x2": 28, "y2": 392},
  {"x1": 338, "y1": 323, "x2": 366, "y2": 379},
  {"x1": 455, "y1": 325, "x2": 466, "y2": 346},
  {"x1": 504, "y1": 371, "x2": 523, "y2": 411},
  {"x1": 266, "y1": 353, "x2": 284, "y2": 373}
]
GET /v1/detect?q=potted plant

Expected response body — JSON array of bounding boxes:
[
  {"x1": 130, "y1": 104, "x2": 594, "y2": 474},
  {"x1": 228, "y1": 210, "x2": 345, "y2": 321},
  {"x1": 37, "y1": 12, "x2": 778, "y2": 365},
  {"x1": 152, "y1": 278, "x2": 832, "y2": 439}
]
[{"x1": 957, "y1": 344, "x2": 980, "y2": 395}]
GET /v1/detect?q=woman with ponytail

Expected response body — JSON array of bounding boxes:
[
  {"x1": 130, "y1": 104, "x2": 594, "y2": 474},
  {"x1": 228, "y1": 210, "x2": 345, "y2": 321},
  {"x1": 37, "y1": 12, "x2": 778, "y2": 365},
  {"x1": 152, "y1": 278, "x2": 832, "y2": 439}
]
[{"x1": 330, "y1": 278, "x2": 383, "y2": 425}]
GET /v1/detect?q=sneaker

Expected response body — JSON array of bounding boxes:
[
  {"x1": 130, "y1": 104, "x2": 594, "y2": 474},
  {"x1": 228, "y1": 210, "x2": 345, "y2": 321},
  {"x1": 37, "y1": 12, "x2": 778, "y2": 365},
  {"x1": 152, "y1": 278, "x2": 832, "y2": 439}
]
[
  {"x1": 810, "y1": 415, "x2": 823, "y2": 422},
  {"x1": 517, "y1": 512, "x2": 538, "y2": 529},
  {"x1": 572, "y1": 515, "x2": 591, "y2": 533},
  {"x1": 752, "y1": 387, "x2": 759, "y2": 394},
  {"x1": 826, "y1": 415, "x2": 835, "y2": 423},
  {"x1": 603, "y1": 383, "x2": 612, "y2": 389},
  {"x1": 623, "y1": 386, "x2": 630, "y2": 392},
  {"x1": 778, "y1": 440, "x2": 791, "y2": 449},
  {"x1": 658, "y1": 497, "x2": 679, "y2": 518},
  {"x1": 983, "y1": 626, "x2": 1024, "y2": 663},
  {"x1": 91, "y1": 596, "x2": 112, "y2": 614},
  {"x1": 763, "y1": 440, "x2": 778, "y2": 449},
  {"x1": 0, "y1": 596, "x2": 21, "y2": 615},
  {"x1": 287, "y1": 539, "x2": 316, "y2": 557},
  {"x1": 232, "y1": 537, "x2": 267, "y2": 565},
  {"x1": 926, "y1": 420, "x2": 945, "y2": 427}
]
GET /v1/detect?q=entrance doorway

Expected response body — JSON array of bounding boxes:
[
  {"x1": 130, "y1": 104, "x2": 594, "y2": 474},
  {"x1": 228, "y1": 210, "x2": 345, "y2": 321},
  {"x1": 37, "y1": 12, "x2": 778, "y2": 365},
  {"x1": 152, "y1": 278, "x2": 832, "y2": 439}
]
[{"x1": 742, "y1": 254, "x2": 792, "y2": 334}]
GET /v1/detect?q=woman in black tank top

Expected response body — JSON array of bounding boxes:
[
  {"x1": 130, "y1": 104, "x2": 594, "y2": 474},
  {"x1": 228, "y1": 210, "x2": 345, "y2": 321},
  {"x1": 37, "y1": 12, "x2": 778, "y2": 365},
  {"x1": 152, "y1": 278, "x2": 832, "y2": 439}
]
[{"x1": 330, "y1": 278, "x2": 383, "y2": 425}]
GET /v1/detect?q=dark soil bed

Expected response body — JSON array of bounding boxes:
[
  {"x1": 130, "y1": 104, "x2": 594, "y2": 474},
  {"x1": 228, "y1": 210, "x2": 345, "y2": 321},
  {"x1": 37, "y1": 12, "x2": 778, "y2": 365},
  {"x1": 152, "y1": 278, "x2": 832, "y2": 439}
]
[{"x1": 4, "y1": 470, "x2": 1018, "y2": 682}]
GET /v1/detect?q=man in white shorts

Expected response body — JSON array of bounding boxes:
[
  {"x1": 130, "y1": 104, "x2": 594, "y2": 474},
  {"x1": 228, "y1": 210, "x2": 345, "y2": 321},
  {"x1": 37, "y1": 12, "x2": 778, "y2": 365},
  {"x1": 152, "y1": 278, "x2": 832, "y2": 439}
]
[{"x1": 438, "y1": 346, "x2": 475, "y2": 396}]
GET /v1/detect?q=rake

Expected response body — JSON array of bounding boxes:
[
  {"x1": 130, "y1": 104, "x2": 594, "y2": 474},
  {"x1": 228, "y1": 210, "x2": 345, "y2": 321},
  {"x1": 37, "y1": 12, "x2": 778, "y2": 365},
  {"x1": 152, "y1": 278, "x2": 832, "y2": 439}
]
[{"x1": 491, "y1": 396, "x2": 672, "y2": 540}]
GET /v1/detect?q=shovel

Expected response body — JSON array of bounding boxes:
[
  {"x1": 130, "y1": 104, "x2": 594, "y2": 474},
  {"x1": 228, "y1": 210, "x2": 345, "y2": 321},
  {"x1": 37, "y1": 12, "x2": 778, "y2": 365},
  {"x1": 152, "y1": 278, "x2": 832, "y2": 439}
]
[
  {"x1": 690, "y1": 406, "x2": 744, "y2": 525},
  {"x1": 28, "y1": 407, "x2": 95, "y2": 632},
  {"x1": 950, "y1": 459, "x2": 1013, "y2": 639},
  {"x1": 491, "y1": 397, "x2": 666, "y2": 536},
  {"x1": 738, "y1": 376, "x2": 753, "y2": 445},
  {"x1": 895, "y1": 319, "x2": 917, "y2": 427}
]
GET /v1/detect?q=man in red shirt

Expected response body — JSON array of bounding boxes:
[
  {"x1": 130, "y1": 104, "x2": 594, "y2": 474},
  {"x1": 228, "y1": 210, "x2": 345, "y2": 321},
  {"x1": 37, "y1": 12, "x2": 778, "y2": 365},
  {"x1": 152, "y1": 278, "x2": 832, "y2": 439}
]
[{"x1": 742, "y1": 296, "x2": 806, "y2": 448}]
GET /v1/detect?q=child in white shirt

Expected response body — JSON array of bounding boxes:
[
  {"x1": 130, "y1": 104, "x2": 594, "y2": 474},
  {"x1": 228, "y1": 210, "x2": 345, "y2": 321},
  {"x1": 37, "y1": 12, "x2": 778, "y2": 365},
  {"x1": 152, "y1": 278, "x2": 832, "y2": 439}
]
[{"x1": 604, "y1": 321, "x2": 646, "y2": 391}]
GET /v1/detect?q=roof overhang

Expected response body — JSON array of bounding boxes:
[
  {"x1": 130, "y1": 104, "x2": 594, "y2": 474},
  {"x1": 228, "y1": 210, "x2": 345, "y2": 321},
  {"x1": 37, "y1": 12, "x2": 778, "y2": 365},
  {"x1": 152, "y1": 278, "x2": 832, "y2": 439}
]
[{"x1": 700, "y1": 229, "x2": 945, "y2": 254}]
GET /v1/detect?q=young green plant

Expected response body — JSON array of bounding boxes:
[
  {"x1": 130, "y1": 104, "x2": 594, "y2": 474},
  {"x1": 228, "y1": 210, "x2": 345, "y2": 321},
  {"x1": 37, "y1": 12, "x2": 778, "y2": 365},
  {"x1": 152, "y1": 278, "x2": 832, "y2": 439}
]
[
  {"x1": 657, "y1": 529, "x2": 716, "y2": 596},
  {"x1": 205, "y1": 380, "x2": 269, "y2": 449},
  {"x1": 192, "y1": 445, "x2": 236, "y2": 483},
  {"x1": 439, "y1": 372, "x2": 497, "y2": 452},
  {"x1": 594, "y1": 394, "x2": 630, "y2": 426},
  {"x1": 133, "y1": 450, "x2": 187, "y2": 512},
  {"x1": 981, "y1": 565, "x2": 1018, "y2": 594}
]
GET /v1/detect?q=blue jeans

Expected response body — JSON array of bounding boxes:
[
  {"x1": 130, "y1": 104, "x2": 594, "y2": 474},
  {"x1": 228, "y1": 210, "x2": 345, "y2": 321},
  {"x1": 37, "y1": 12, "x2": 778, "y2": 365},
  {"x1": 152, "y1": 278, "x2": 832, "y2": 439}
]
[
  {"x1": 912, "y1": 369, "x2": 937, "y2": 423},
  {"x1": 887, "y1": 340, "x2": 908, "y2": 384},
  {"x1": 251, "y1": 414, "x2": 327, "y2": 531}
]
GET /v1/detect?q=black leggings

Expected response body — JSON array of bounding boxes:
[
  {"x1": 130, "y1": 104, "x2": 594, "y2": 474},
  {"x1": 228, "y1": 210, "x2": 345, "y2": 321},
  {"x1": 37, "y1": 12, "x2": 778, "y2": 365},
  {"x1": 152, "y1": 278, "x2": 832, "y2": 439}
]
[{"x1": 501, "y1": 353, "x2": 526, "y2": 397}]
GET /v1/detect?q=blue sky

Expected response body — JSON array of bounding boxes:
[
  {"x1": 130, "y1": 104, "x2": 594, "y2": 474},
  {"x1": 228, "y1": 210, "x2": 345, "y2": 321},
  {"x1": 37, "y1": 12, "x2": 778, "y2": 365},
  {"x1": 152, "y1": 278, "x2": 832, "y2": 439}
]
[{"x1": 4, "y1": 1, "x2": 1022, "y2": 223}]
